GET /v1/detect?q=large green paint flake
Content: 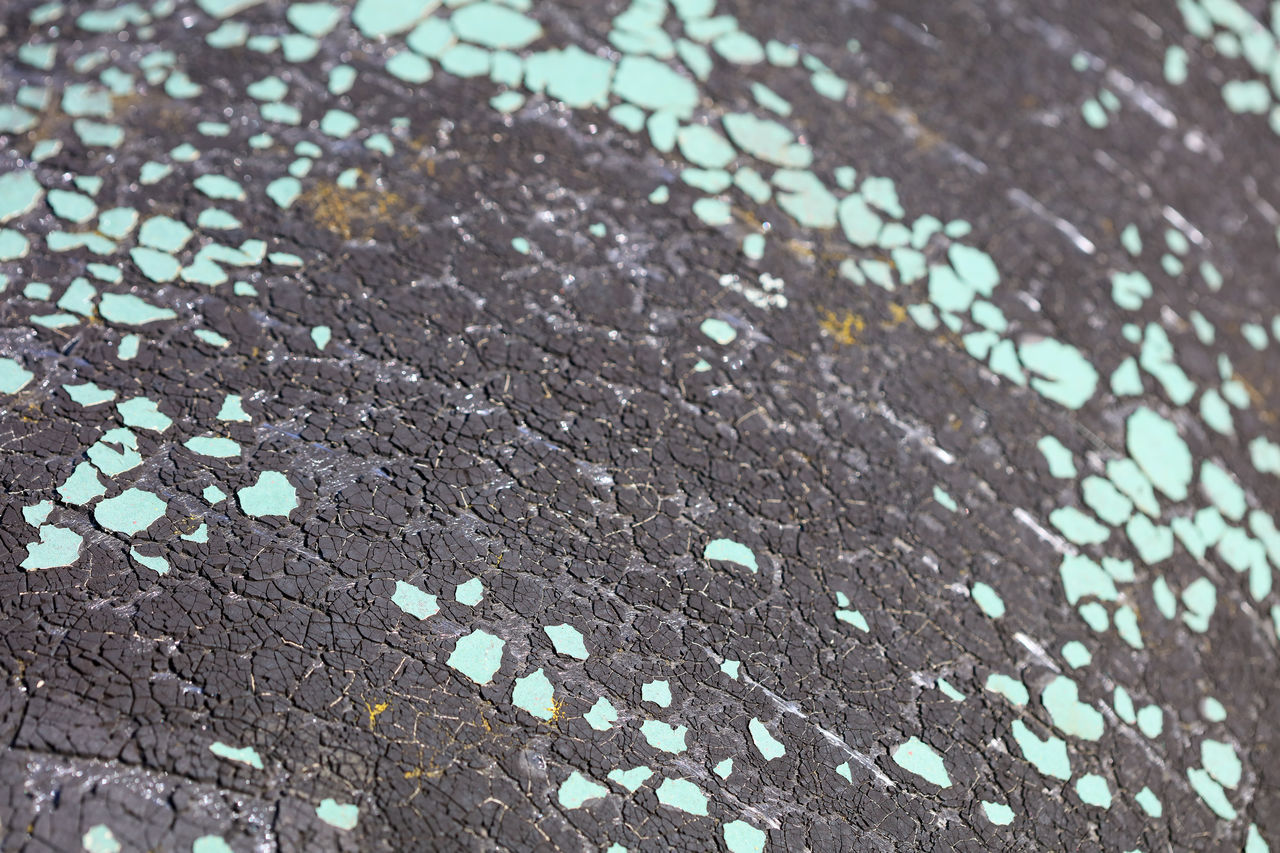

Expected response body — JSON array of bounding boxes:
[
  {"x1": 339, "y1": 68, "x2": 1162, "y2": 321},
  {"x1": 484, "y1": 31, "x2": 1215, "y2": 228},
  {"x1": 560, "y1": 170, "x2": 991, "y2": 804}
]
[
  {"x1": 512, "y1": 668, "x2": 555, "y2": 720},
  {"x1": 448, "y1": 629, "x2": 504, "y2": 684},
  {"x1": 1011, "y1": 720, "x2": 1071, "y2": 779},
  {"x1": 210, "y1": 741, "x2": 264, "y2": 769},
  {"x1": 1127, "y1": 407, "x2": 1192, "y2": 501},
  {"x1": 237, "y1": 471, "x2": 298, "y2": 517},
  {"x1": 723, "y1": 820, "x2": 766, "y2": 853},
  {"x1": 544, "y1": 623, "x2": 588, "y2": 659},
  {"x1": 704, "y1": 537, "x2": 756, "y2": 570},
  {"x1": 640, "y1": 719, "x2": 687, "y2": 753},
  {"x1": 557, "y1": 771, "x2": 607, "y2": 808},
  {"x1": 392, "y1": 581, "x2": 438, "y2": 619},
  {"x1": 891, "y1": 737, "x2": 951, "y2": 788},
  {"x1": 315, "y1": 798, "x2": 359, "y2": 830},
  {"x1": 749, "y1": 717, "x2": 786, "y2": 759},
  {"x1": 654, "y1": 777, "x2": 707, "y2": 815},
  {"x1": 21, "y1": 526, "x2": 83, "y2": 570},
  {"x1": 94, "y1": 488, "x2": 166, "y2": 535}
]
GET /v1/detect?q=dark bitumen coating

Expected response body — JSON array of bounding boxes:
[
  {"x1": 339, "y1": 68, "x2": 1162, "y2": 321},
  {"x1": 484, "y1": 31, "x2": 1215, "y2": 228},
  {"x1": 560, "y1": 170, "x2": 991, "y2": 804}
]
[{"x1": 1, "y1": 0, "x2": 1279, "y2": 850}]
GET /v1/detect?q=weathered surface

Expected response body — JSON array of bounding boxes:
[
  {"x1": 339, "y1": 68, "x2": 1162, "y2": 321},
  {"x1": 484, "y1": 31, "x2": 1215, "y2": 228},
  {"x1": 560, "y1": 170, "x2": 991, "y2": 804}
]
[{"x1": 1, "y1": 0, "x2": 1278, "y2": 850}]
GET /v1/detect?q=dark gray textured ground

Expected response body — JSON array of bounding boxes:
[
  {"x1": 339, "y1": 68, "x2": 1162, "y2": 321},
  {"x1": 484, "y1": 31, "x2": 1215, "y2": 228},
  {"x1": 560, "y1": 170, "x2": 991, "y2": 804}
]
[{"x1": 1, "y1": 0, "x2": 1279, "y2": 850}]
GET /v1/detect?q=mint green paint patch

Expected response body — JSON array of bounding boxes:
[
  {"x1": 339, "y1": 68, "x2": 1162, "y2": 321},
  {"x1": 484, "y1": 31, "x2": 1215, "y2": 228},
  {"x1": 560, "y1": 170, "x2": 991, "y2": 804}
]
[
  {"x1": 751, "y1": 81, "x2": 792, "y2": 116},
  {"x1": 194, "y1": 330, "x2": 231, "y2": 348},
  {"x1": 59, "y1": 462, "x2": 105, "y2": 505},
  {"x1": 1082, "y1": 476, "x2": 1133, "y2": 525},
  {"x1": 184, "y1": 436, "x2": 240, "y2": 458},
  {"x1": 62, "y1": 82, "x2": 112, "y2": 117},
  {"x1": 1107, "y1": 459, "x2": 1159, "y2": 517},
  {"x1": 1127, "y1": 407, "x2": 1191, "y2": 501},
  {"x1": 182, "y1": 524, "x2": 209, "y2": 543},
  {"x1": 1061, "y1": 641, "x2": 1091, "y2": 669},
  {"x1": 247, "y1": 76, "x2": 287, "y2": 102},
  {"x1": 723, "y1": 820, "x2": 766, "y2": 853},
  {"x1": 0, "y1": 170, "x2": 45, "y2": 223},
  {"x1": 1050, "y1": 506, "x2": 1110, "y2": 545},
  {"x1": 937, "y1": 678, "x2": 965, "y2": 702},
  {"x1": 118, "y1": 397, "x2": 172, "y2": 432},
  {"x1": 1187, "y1": 767, "x2": 1237, "y2": 820},
  {"x1": 700, "y1": 319, "x2": 737, "y2": 345},
  {"x1": 981, "y1": 800, "x2": 1014, "y2": 826},
  {"x1": 714, "y1": 30, "x2": 764, "y2": 65},
  {"x1": 1018, "y1": 338, "x2": 1098, "y2": 409},
  {"x1": 116, "y1": 333, "x2": 140, "y2": 360},
  {"x1": 1114, "y1": 606, "x2": 1143, "y2": 649},
  {"x1": 389, "y1": 578, "x2": 440, "y2": 617},
  {"x1": 351, "y1": 0, "x2": 435, "y2": 37},
  {"x1": 734, "y1": 167, "x2": 771, "y2": 203},
  {"x1": 131, "y1": 247, "x2": 181, "y2": 283},
  {"x1": 165, "y1": 71, "x2": 202, "y2": 99},
  {"x1": 194, "y1": 175, "x2": 245, "y2": 201},
  {"x1": 139, "y1": 216, "x2": 192, "y2": 252},
  {"x1": 74, "y1": 120, "x2": 123, "y2": 148},
  {"x1": 714, "y1": 758, "x2": 734, "y2": 778},
  {"x1": 986, "y1": 673, "x2": 1029, "y2": 706},
  {"x1": 316, "y1": 798, "x2": 359, "y2": 830},
  {"x1": 1011, "y1": 720, "x2": 1071, "y2": 780},
  {"x1": 24, "y1": 282, "x2": 52, "y2": 300},
  {"x1": 0, "y1": 106, "x2": 36, "y2": 134},
  {"x1": 82, "y1": 825, "x2": 121, "y2": 853},
  {"x1": 749, "y1": 717, "x2": 786, "y2": 760},
  {"x1": 1247, "y1": 825, "x2": 1269, "y2": 853},
  {"x1": 87, "y1": 263, "x2": 122, "y2": 283},
  {"x1": 1223, "y1": 79, "x2": 1270, "y2": 113},
  {"x1": 140, "y1": 162, "x2": 173, "y2": 185},
  {"x1": 641, "y1": 719, "x2": 687, "y2": 753},
  {"x1": 31, "y1": 314, "x2": 79, "y2": 330},
  {"x1": 892, "y1": 736, "x2": 951, "y2": 788},
  {"x1": 1200, "y1": 390, "x2": 1233, "y2": 435},
  {"x1": 609, "y1": 103, "x2": 646, "y2": 132},
  {"x1": 612, "y1": 56, "x2": 698, "y2": 118},
  {"x1": 287, "y1": 2, "x2": 342, "y2": 37},
  {"x1": 320, "y1": 109, "x2": 359, "y2": 139},
  {"x1": 0, "y1": 229, "x2": 29, "y2": 260},
  {"x1": 1135, "y1": 786, "x2": 1162, "y2": 817},
  {"x1": 451, "y1": 2, "x2": 541, "y2": 49},
  {"x1": 836, "y1": 609, "x2": 869, "y2": 631},
  {"x1": 47, "y1": 189, "x2": 97, "y2": 224},
  {"x1": 721, "y1": 659, "x2": 740, "y2": 679},
  {"x1": 584, "y1": 697, "x2": 618, "y2": 730},
  {"x1": 773, "y1": 170, "x2": 837, "y2": 227},
  {"x1": 704, "y1": 537, "x2": 754, "y2": 568},
  {"x1": 18, "y1": 43, "x2": 57, "y2": 70},
  {"x1": 1201, "y1": 739, "x2": 1241, "y2": 788},
  {"x1": 1139, "y1": 324, "x2": 1196, "y2": 405},
  {"x1": 511, "y1": 237, "x2": 530, "y2": 254},
  {"x1": 267, "y1": 177, "x2": 302, "y2": 209},
  {"x1": 95, "y1": 488, "x2": 166, "y2": 535},
  {"x1": 231, "y1": 468, "x2": 295, "y2": 518},
  {"x1": 388, "y1": 51, "x2": 434, "y2": 83},
  {"x1": 21, "y1": 526, "x2": 83, "y2": 570},
  {"x1": 101, "y1": 292, "x2": 172, "y2": 325},
  {"x1": 812, "y1": 71, "x2": 847, "y2": 100},
  {"x1": 647, "y1": 111, "x2": 678, "y2": 151},
  {"x1": 57, "y1": 278, "x2": 97, "y2": 316},
  {"x1": 692, "y1": 197, "x2": 732, "y2": 225},
  {"x1": 1075, "y1": 774, "x2": 1112, "y2": 808},
  {"x1": 1136, "y1": 704, "x2": 1163, "y2": 738},
  {"x1": 835, "y1": 762, "x2": 852, "y2": 782},
  {"x1": 269, "y1": 252, "x2": 304, "y2": 267},
  {"x1": 1111, "y1": 270, "x2": 1152, "y2": 310},
  {"x1": 440, "y1": 44, "x2": 490, "y2": 77},
  {"x1": 677, "y1": 124, "x2": 736, "y2": 169},
  {"x1": 210, "y1": 741, "x2": 263, "y2": 769},
  {"x1": 192, "y1": 837, "x2": 233, "y2": 853},
  {"x1": 512, "y1": 668, "x2": 555, "y2": 720},
  {"x1": 933, "y1": 487, "x2": 958, "y2": 512},
  {"x1": 971, "y1": 582, "x2": 1005, "y2": 618},
  {"x1": 489, "y1": 90, "x2": 524, "y2": 113},
  {"x1": 655, "y1": 778, "x2": 707, "y2": 815},
  {"x1": 453, "y1": 577, "x2": 483, "y2": 606},
  {"x1": 607, "y1": 766, "x2": 652, "y2": 792},
  {"x1": 681, "y1": 169, "x2": 731, "y2": 192},
  {"x1": 641, "y1": 679, "x2": 671, "y2": 707},
  {"x1": 88, "y1": 428, "x2": 141, "y2": 475},
  {"x1": 1200, "y1": 461, "x2": 1246, "y2": 521},
  {"x1": 557, "y1": 771, "x2": 607, "y2": 808},
  {"x1": 743, "y1": 233, "x2": 765, "y2": 260},
  {"x1": 523, "y1": 47, "x2": 615, "y2": 107},
  {"x1": 765, "y1": 39, "x2": 798, "y2": 66},
  {"x1": 1202, "y1": 697, "x2": 1226, "y2": 722},
  {"x1": 448, "y1": 629, "x2": 504, "y2": 683},
  {"x1": 926, "y1": 264, "x2": 972, "y2": 312},
  {"x1": 98, "y1": 207, "x2": 139, "y2": 238},
  {"x1": 0, "y1": 358, "x2": 34, "y2": 393},
  {"x1": 32, "y1": 140, "x2": 61, "y2": 162},
  {"x1": 1042, "y1": 676, "x2": 1104, "y2": 741},
  {"x1": 218, "y1": 394, "x2": 250, "y2": 422},
  {"x1": 1060, "y1": 555, "x2": 1117, "y2": 606},
  {"x1": 544, "y1": 624, "x2": 588, "y2": 660}
]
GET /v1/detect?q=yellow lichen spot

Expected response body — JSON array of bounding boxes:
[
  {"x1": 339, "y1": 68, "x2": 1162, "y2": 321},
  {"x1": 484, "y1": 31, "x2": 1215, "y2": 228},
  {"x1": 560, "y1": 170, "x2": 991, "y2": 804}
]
[
  {"x1": 404, "y1": 767, "x2": 422, "y2": 779},
  {"x1": 364, "y1": 699, "x2": 389, "y2": 730},
  {"x1": 883, "y1": 303, "x2": 909, "y2": 328},
  {"x1": 547, "y1": 695, "x2": 567, "y2": 724},
  {"x1": 819, "y1": 308, "x2": 864, "y2": 345}
]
